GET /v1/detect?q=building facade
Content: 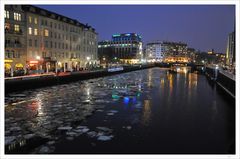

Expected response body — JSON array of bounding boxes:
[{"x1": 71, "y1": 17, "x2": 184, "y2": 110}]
[
  {"x1": 145, "y1": 42, "x2": 166, "y2": 62},
  {"x1": 162, "y1": 41, "x2": 188, "y2": 57},
  {"x1": 98, "y1": 33, "x2": 143, "y2": 64},
  {"x1": 226, "y1": 31, "x2": 235, "y2": 67},
  {"x1": 5, "y1": 5, "x2": 27, "y2": 76},
  {"x1": 5, "y1": 5, "x2": 98, "y2": 76},
  {"x1": 145, "y1": 41, "x2": 189, "y2": 63}
]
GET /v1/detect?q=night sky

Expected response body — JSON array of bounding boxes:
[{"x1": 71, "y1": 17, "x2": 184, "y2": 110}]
[{"x1": 37, "y1": 5, "x2": 235, "y2": 53}]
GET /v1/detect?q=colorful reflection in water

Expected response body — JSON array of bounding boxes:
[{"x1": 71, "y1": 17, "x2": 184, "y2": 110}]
[{"x1": 142, "y1": 100, "x2": 151, "y2": 126}]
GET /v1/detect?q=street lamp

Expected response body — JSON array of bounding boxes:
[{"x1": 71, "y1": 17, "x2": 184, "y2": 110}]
[
  {"x1": 36, "y1": 55, "x2": 41, "y2": 60},
  {"x1": 36, "y1": 56, "x2": 41, "y2": 74},
  {"x1": 86, "y1": 56, "x2": 91, "y2": 70}
]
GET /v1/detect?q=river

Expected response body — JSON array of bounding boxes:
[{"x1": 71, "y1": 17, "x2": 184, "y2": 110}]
[{"x1": 5, "y1": 67, "x2": 235, "y2": 154}]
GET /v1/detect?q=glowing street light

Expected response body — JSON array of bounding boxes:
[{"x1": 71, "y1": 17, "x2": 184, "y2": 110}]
[
  {"x1": 36, "y1": 56, "x2": 41, "y2": 60},
  {"x1": 86, "y1": 56, "x2": 91, "y2": 61}
]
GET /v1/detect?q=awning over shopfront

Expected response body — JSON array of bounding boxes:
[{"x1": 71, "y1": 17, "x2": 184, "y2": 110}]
[
  {"x1": 15, "y1": 63, "x2": 24, "y2": 68},
  {"x1": 5, "y1": 63, "x2": 11, "y2": 70}
]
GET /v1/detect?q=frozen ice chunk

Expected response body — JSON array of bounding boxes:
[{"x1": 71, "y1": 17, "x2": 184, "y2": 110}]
[
  {"x1": 66, "y1": 131, "x2": 78, "y2": 136},
  {"x1": 126, "y1": 126, "x2": 132, "y2": 130},
  {"x1": 39, "y1": 146, "x2": 50, "y2": 153},
  {"x1": 109, "y1": 110, "x2": 118, "y2": 113},
  {"x1": 87, "y1": 131, "x2": 97, "y2": 138},
  {"x1": 23, "y1": 134, "x2": 35, "y2": 140},
  {"x1": 57, "y1": 126, "x2": 72, "y2": 131},
  {"x1": 76, "y1": 126, "x2": 87, "y2": 129},
  {"x1": 81, "y1": 128, "x2": 89, "y2": 133},
  {"x1": 96, "y1": 127, "x2": 112, "y2": 132},
  {"x1": 107, "y1": 113, "x2": 114, "y2": 116},
  {"x1": 97, "y1": 135, "x2": 113, "y2": 141},
  {"x1": 10, "y1": 126, "x2": 21, "y2": 131},
  {"x1": 5, "y1": 136, "x2": 16, "y2": 145}
]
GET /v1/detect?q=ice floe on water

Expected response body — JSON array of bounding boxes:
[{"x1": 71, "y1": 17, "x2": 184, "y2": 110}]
[
  {"x1": 5, "y1": 136, "x2": 16, "y2": 145},
  {"x1": 107, "y1": 110, "x2": 118, "y2": 116},
  {"x1": 5, "y1": 69, "x2": 147, "y2": 153},
  {"x1": 57, "y1": 126, "x2": 72, "y2": 131},
  {"x1": 97, "y1": 135, "x2": 113, "y2": 141}
]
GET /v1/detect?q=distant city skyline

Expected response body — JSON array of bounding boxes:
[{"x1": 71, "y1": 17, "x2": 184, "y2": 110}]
[{"x1": 37, "y1": 5, "x2": 235, "y2": 53}]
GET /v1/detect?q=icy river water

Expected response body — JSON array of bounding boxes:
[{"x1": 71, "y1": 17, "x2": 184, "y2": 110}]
[{"x1": 5, "y1": 68, "x2": 235, "y2": 154}]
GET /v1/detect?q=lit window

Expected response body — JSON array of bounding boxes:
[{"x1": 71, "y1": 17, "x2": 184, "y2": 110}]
[
  {"x1": 44, "y1": 29, "x2": 49, "y2": 37},
  {"x1": 34, "y1": 18, "x2": 38, "y2": 24},
  {"x1": 14, "y1": 13, "x2": 21, "y2": 21},
  {"x1": 29, "y1": 16, "x2": 32, "y2": 23},
  {"x1": 14, "y1": 25, "x2": 20, "y2": 32},
  {"x1": 28, "y1": 27, "x2": 32, "y2": 35},
  {"x1": 5, "y1": 10, "x2": 10, "y2": 19},
  {"x1": 34, "y1": 29, "x2": 38, "y2": 35}
]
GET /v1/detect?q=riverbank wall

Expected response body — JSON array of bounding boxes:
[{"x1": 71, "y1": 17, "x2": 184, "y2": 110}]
[
  {"x1": 5, "y1": 64, "x2": 154, "y2": 93},
  {"x1": 205, "y1": 66, "x2": 235, "y2": 98}
]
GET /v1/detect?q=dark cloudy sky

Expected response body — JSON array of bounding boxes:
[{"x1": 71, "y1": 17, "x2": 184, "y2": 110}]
[{"x1": 37, "y1": 5, "x2": 235, "y2": 53}]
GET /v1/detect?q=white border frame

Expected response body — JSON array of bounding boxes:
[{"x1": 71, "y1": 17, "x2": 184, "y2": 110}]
[{"x1": 1, "y1": 1, "x2": 239, "y2": 159}]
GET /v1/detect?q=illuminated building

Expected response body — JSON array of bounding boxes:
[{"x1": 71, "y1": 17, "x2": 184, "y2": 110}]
[
  {"x1": 162, "y1": 41, "x2": 188, "y2": 57},
  {"x1": 146, "y1": 42, "x2": 166, "y2": 62},
  {"x1": 226, "y1": 31, "x2": 235, "y2": 67},
  {"x1": 5, "y1": 5, "x2": 26, "y2": 76},
  {"x1": 5, "y1": 5, "x2": 98, "y2": 76},
  {"x1": 23, "y1": 5, "x2": 98, "y2": 72},
  {"x1": 145, "y1": 41, "x2": 189, "y2": 62},
  {"x1": 98, "y1": 33, "x2": 143, "y2": 64}
]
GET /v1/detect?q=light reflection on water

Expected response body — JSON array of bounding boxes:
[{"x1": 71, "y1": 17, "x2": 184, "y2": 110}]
[
  {"x1": 142, "y1": 100, "x2": 151, "y2": 126},
  {"x1": 5, "y1": 68, "x2": 235, "y2": 154}
]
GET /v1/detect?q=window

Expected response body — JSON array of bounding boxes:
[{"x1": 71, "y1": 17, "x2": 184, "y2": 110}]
[
  {"x1": 34, "y1": 40, "x2": 38, "y2": 47},
  {"x1": 45, "y1": 41, "x2": 48, "y2": 48},
  {"x1": 14, "y1": 13, "x2": 21, "y2": 21},
  {"x1": 29, "y1": 39, "x2": 32, "y2": 47},
  {"x1": 44, "y1": 29, "x2": 49, "y2": 37},
  {"x1": 28, "y1": 27, "x2": 32, "y2": 35},
  {"x1": 34, "y1": 29, "x2": 38, "y2": 35},
  {"x1": 5, "y1": 10, "x2": 10, "y2": 19},
  {"x1": 34, "y1": 18, "x2": 38, "y2": 24},
  {"x1": 29, "y1": 16, "x2": 32, "y2": 23},
  {"x1": 14, "y1": 25, "x2": 20, "y2": 32}
]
